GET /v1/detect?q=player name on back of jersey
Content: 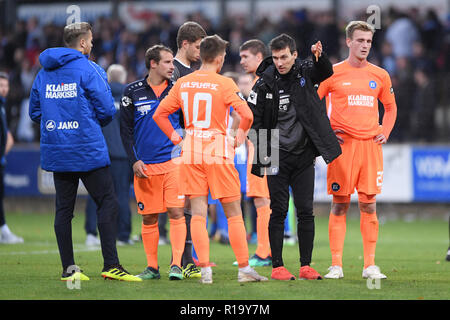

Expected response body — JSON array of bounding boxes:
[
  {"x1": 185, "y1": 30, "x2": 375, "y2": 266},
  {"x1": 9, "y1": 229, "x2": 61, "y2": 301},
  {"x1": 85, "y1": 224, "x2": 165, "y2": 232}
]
[
  {"x1": 347, "y1": 94, "x2": 374, "y2": 107},
  {"x1": 180, "y1": 81, "x2": 219, "y2": 91}
]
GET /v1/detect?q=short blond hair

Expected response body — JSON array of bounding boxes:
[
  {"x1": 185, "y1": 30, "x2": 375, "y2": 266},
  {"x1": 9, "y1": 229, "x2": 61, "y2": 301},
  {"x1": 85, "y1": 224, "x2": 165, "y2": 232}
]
[
  {"x1": 63, "y1": 22, "x2": 92, "y2": 48},
  {"x1": 345, "y1": 21, "x2": 375, "y2": 39}
]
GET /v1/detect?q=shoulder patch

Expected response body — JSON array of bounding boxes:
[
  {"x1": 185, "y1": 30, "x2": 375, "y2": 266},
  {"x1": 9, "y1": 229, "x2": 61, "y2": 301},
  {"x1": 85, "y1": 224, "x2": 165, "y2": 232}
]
[
  {"x1": 247, "y1": 90, "x2": 257, "y2": 105},
  {"x1": 121, "y1": 96, "x2": 132, "y2": 107}
]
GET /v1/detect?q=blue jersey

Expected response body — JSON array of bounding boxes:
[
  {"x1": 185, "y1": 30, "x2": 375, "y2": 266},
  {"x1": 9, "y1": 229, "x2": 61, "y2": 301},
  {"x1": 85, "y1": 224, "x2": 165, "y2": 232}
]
[{"x1": 120, "y1": 77, "x2": 181, "y2": 165}]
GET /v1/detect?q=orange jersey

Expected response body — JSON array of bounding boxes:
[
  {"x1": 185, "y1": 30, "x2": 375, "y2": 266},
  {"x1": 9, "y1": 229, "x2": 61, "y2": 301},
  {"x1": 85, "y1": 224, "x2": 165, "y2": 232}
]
[
  {"x1": 317, "y1": 60, "x2": 396, "y2": 139},
  {"x1": 154, "y1": 70, "x2": 253, "y2": 160}
]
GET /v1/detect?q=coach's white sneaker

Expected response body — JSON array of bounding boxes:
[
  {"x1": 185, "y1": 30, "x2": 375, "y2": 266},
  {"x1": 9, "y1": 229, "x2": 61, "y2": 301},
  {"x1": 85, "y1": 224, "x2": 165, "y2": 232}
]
[
  {"x1": 238, "y1": 266, "x2": 268, "y2": 282},
  {"x1": 0, "y1": 231, "x2": 24, "y2": 244},
  {"x1": 200, "y1": 266, "x2": 213, "y2": 284},
  {"x1": 324, "y1": 265, "x2": 344, "y2": 279},
  {"x1": 362, "y1": 265, "x2": 387, "y2": 279}
]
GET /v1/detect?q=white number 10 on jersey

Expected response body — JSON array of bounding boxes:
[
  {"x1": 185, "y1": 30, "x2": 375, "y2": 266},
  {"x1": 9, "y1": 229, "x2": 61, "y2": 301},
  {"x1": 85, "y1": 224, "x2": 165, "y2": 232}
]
[{"x1": 181, "y1": 92, "x2": 212, "y2": 129}]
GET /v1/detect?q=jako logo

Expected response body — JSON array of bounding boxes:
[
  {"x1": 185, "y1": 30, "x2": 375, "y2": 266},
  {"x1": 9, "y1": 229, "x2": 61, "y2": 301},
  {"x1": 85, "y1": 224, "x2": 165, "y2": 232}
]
[
  {"x1": 45, "y1": 120, "x2": 56, "y2": 131},
  {"x1": 51, "y1": 120, "x2": 79, "y2": 131},
  {"x1": 57, "y1": 121, "x2": 79, "y2": 130}
]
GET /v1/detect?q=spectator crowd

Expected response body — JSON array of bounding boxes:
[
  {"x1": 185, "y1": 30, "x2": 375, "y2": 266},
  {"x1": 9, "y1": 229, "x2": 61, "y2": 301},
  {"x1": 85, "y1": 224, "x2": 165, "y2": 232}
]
[{"x1": 0, "y1": 6, "x2": 449, "y2": 143}]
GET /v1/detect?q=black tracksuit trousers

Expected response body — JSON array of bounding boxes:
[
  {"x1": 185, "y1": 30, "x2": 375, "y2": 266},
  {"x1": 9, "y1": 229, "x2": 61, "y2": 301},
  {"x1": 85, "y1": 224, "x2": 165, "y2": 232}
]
[
  {"x1": 53, "y1": 166, "x2": 120, "y2": 271},
  {"x1": 267, "y1": 150, "x2": 316, "y2": 269}
]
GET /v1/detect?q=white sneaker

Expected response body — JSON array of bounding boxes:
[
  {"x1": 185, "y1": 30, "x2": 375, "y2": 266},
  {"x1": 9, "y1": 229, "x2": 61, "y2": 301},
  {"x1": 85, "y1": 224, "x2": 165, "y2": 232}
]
[
  {"x1": 158, "y1": 237, "x2": 169, "y2": 245},
  {"x1": 238, "y1": 266, "x2": 268, "y2": 282},
  {"x1": 85, "y1": 234, "x2": 100, "y2": 246},
  {"x1": 324, "y1": 265, "x2": 344, "y2": 279},
  {"x1": 0, "y1": 231, "x2": 24, "y2": 244},
  {"x1": 117, "y1": 239, "x2": 135, "y2": 246},
  {"x1": 362, "y1": 265, "x2": 387, "y2": 279},
  {"x1": 200, "y1": 266, "x2": 213, "y2": 284}
]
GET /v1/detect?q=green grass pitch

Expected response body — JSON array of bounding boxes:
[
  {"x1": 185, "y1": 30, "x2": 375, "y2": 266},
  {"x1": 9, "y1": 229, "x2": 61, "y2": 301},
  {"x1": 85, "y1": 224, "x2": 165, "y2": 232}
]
[{"x1": 0, "y1": 210, "x2": 449, "y2": 301}]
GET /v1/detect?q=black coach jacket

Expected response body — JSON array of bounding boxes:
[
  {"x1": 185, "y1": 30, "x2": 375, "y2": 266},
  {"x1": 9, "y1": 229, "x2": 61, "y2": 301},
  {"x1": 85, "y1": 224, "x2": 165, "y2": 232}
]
[{"x1": 247, "y1": 53, "x2": 342, "y2": 177}]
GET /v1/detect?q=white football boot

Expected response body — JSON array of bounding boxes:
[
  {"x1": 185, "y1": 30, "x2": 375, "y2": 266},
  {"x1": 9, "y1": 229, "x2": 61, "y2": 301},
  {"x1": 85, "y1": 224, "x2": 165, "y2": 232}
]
[
  {"x1": 324, "y1": 265, "x2": 344, "y2": 279},
  {"x1": 362, "y1": 265, "x2": 387, "y2": 279}
]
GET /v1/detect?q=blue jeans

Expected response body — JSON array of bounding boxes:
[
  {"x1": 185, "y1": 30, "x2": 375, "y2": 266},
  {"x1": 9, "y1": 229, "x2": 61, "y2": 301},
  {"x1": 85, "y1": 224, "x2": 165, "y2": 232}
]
[{"x1": 85, "y1": 159, "x2": 133, "y2": 242}]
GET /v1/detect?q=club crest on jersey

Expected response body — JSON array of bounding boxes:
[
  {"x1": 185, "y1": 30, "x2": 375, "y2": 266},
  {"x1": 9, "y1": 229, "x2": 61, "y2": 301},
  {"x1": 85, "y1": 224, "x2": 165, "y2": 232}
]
[
  {"x1": 369, "y1": 80, "x2": 377, "y2": 89},
  {"x1": 299, "y1": 77, "x2": 306, "y2": 87},
  {"x1": 138, "y1": 202, "x2": 144, "y2": 210},
  {"x1": 331, "y1": 182, "x2": 340, "y2": 192}
]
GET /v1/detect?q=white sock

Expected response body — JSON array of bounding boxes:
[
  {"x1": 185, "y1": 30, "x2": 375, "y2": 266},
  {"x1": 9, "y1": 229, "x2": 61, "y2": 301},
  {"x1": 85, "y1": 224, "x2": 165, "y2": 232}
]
[
  {"x1": 201, "y1": 266, "x2": 212, "y2": 274},
  {"x1": 239, "y1": 265, "x2": 252, "y2": 273}
]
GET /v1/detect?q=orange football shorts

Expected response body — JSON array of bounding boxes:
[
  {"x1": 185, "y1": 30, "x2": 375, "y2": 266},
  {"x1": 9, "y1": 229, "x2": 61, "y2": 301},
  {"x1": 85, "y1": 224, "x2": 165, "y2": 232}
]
[
  {"x1": 134, "y1": 163, "x2": 185, "y2": 215},
  {"x1": 180, "y1": 152, "x2": 241, "y2": 203},
  {"x1": 327, "y1": 134, "x2": 383, "y2": 197}
]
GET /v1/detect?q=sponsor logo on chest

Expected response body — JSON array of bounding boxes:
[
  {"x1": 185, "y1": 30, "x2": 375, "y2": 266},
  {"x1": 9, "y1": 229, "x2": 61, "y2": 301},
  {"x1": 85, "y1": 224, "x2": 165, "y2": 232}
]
[
  {"x1": 347, "y1": 94, "x2": 375, "y2": 107},
  {"x1": 279, "y1": 94, "x2": 290, "y2": 111},
  {"x1": 136, "y1": 100, "x2": 158, "y2": 116}
]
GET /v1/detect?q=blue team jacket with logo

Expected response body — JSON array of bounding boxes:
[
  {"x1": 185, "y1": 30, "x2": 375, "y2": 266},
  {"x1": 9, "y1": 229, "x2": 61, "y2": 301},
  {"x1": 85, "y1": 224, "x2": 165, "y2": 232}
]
[{"x1": 28, "y1": 47, "x2": 115, "y2": 172}]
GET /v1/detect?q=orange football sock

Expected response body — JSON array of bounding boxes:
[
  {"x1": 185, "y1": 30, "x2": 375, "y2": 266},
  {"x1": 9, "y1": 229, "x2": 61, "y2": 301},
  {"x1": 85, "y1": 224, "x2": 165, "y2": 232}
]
[
  {"x1": 227, "y1": 215, "x2": 249, "y2": 268},
  {"x1": 190, "y1": 216, "x2": 209, "y2": 267},
  {"x1": 169, "y1": 217, "x2": 186, "y2": 268},
  {"x1": 328, "y1": 213, "x2": 346, "y2": 267},
  {"x1": 142, "y1": 222, "x2": 159, "y2": 270},
  {"x1": 255, "y1": 205, "x2": 271, "y2": 259},
  {"x1": 360, "y1": 211, "x2": 378, "y2": 268}
]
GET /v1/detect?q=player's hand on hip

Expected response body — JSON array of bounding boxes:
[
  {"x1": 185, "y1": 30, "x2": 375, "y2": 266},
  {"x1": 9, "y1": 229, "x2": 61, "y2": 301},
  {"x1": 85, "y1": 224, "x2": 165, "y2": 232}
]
[
  {"x1": 373, "y1": 133, "x2": 387, "y2": 145},
  {"x1": 234, "y1": 128, "x2": 247, "y2": 148},
  {"x1": 133, "y1": 160, "x2": 148, "y2": 178},
  {"x1": 334, "y1": 129, "x2": 345, "y2": 144}
]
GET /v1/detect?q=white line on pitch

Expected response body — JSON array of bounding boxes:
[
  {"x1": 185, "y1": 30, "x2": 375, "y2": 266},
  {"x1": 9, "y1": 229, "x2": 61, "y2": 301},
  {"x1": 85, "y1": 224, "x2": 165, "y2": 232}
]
[{"x1": 0, "y1": 246, "x2": 100, "y2": 256}]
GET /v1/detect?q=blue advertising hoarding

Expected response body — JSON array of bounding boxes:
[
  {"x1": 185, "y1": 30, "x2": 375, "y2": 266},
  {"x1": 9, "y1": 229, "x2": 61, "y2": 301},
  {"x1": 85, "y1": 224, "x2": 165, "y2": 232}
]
[
  {"x1": 412, "y1": 147, "x2": 450, "y2": 202},
  {"x1": 4, "y1": 146, "x2": 41, "y2": 196},
  {"x1": 4, "y1": 144, "x2": 450, "y2": 202}
]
